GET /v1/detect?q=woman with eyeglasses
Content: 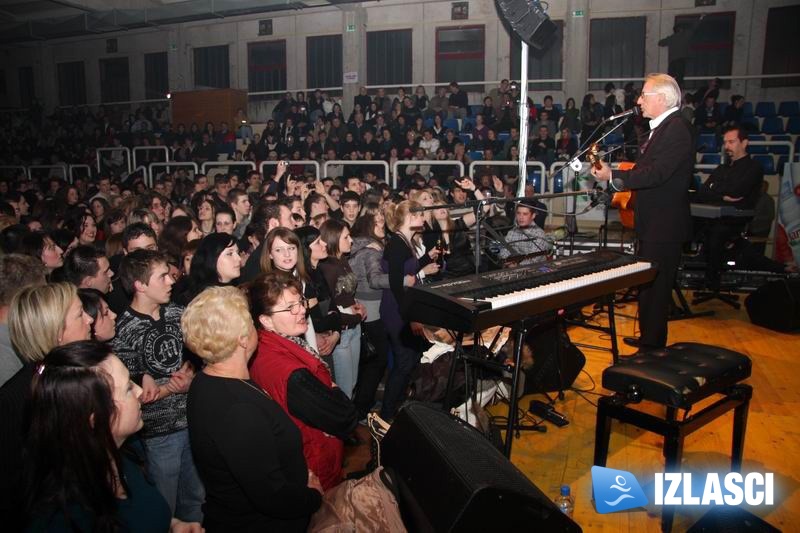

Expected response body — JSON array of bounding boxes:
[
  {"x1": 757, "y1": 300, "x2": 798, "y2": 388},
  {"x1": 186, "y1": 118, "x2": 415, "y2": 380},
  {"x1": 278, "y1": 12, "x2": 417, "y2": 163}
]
[
  {"x1": 246, "y1": 273, "x2": 358, "y2": 491},
  {"x1": 183, "y1": 286, "x2": 322, "y2": 532}
]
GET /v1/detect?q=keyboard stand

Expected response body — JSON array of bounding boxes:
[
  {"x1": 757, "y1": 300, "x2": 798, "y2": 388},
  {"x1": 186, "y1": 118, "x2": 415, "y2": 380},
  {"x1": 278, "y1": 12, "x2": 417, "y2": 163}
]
[
  {"x1": 670, "y1": 281, "x2": 716, "y2": 320},
  {"x1": 442, "y1": 318, "x2": 547, "y2": 459}
]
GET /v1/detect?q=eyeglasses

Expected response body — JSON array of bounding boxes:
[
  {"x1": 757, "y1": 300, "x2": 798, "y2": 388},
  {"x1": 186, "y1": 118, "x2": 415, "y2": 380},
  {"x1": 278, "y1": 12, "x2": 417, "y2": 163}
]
[
  {"x1": 268, "y1": 298, "x2": 308, "y2": 315},
  {"x1": 272, "y1": 245, "x2": 297, "y2": 255}
]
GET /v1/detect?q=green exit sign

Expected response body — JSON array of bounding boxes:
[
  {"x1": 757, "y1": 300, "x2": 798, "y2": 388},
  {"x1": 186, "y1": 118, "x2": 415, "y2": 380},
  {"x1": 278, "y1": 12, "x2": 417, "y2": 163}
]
[
  {"x1": 573, "y1": 10, "x2": 584, "y2": 17},
  {"x1": 346, "y1": 23, "x2": 356, "y2": 32}
]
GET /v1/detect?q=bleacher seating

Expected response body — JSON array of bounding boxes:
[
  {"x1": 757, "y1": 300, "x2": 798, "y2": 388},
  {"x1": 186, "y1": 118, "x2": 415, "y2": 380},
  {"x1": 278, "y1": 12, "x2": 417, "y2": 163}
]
[
  {"x1": 498, "y1": 132, "x2": 510, "y2": 142},
  {"x1": 468, "y1": 150, "x2": 484, "y2": 161},
  {"x1": 742, "y1": 102, "x2": 754, "y2": 117},
  {"x1": 761, "y1": 116, "x2": 785, "y2": 134},
  {"x1": 462, "y1": 117, "x2": 476, "y2": 132},
  {"x1": 528, "y1": 171, "x2": 543, "y2": 192},
  {"x1": 700, "y1": 153, "x2": 722, "y2": 165},
  {"x1": 748, "y1": 135, "x2": 768, "y2": 154},
  {"x1": 443, "y1": 118, "x2": 459, "y2": 132},
  {"x1": 741, "y1": 116, "x2": 759, "y2": 131},
  {"x1": 753, "y1": 154, "x2": 776, "y2": 175},
  {"x1": 777, "y1": 156, "x2": 789, "y2": 172},
  {"x1": 458, "y1": 133, "x2": 471, "y2": 146},
  {"x1": 786, "y1": 116, "x2": 800, "y2": 135},
  {"x1": 769, "y1": 135, "x2": 791, "y2": 154},
  {"x1": 697, "y1": 134, "x2": 718, "y2": 153},
  {"x1": 718, "y1": 102, "x2": 728, "y2": 117},
  {"x1": 755, "y1": 102, "x2": 777, "y2": 117},
  {"x1": 778, "y1": 101, "x2": 799, "y2": 117},
  {"x1": 469, "y1": 105, "x2": 483, "y2": 117},
  {"x1": 603, "y1": 133, "x2": 624, "y2": 146}
]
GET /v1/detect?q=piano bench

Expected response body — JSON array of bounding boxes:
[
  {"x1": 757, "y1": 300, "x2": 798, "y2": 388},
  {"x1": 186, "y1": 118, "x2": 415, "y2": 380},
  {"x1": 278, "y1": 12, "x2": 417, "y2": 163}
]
[{"x1": 593, "y1": 342, "x2": 753, "y2": 532}]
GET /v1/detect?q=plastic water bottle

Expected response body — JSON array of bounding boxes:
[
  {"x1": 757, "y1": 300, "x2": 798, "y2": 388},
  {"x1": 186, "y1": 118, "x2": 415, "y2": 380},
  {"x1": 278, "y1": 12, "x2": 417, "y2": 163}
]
[{"x1": 555, "y1": 485, "x2": 575, "y2": 517}]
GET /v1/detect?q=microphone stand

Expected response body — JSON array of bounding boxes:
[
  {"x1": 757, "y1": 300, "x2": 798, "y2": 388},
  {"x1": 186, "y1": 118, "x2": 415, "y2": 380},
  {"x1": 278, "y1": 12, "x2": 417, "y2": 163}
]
[{"x1": 550, "y1": 117, "x2": 631, "y2": 256}]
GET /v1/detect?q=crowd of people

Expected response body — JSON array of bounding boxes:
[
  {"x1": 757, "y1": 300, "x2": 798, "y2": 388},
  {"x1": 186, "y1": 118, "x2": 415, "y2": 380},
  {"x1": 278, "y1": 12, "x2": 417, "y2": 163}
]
[
  {"x1": 0, "y1": 74, "x2": 785, "y2": 531},
  {"x1": 0, "y1": 89, "x2": 560, "y2": 530}
]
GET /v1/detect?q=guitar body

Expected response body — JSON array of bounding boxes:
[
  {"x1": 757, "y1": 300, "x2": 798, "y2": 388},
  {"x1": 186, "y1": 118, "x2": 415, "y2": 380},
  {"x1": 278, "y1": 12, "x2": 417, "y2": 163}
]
[{"x1": 610, "y1": 162, "x2": 636, "y2": 229}]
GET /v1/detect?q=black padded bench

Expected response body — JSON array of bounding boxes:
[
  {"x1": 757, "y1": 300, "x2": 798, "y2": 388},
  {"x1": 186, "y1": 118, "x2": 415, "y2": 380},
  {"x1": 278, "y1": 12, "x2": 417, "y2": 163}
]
[{"x1": 593, "y1": 342, "x2": 753, "y2": 532}]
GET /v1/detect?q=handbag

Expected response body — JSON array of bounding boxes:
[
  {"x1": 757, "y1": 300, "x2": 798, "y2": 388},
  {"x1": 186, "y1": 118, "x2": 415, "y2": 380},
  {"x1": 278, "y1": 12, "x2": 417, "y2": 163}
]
[{"x1": 360, "y1": 329, "x2": 378, "y2": 362}]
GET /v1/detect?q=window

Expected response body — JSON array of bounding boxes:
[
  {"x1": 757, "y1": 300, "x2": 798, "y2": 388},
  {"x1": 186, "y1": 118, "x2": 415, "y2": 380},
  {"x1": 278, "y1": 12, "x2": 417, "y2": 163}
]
[
  {"x1": 589, "y1": 17, "x2": 646, "y2": 90},
  {"x1": 367, "y1": 29, "x2": 412, "y2": 87},
  {"x1": 307, "y1": 35, "x2": 342, "y2": 92},
  {"x1": 762, "y1": 5, "x2": 800, "y2": 88},
  {"x1": 18, "y1": 67, "x2": 34, "y2": 108},
  {"x1": 672, "y1": 13, "x2": 735, "y2": 89},
  {"x1": 510, "y1": 21, "x2": 563, "y2": 91},
  {"x1": 57, "y1": 61, "x2": 86, "y2": 106},
  {"x1": 248, "y1": 40, "x2": 287, "y2": 94},
  {"x1": 145, "y1": 52, "x2": 169, "y2": 100},
  {"x1": 194, "y1": 45, "x2": 230, "y2": 89},
  {"x1": 436, "y1": 25, "x2": 485, "y2": 90},
  {"x1": 99, "y1": 57, "x2": 130, "y2": 103}
]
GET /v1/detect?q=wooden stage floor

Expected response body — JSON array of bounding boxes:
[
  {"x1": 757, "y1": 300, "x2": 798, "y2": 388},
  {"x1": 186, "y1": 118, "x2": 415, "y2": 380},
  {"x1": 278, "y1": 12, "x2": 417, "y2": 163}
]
[
  {"x1": 497, "y1": 294, "x2": 799, "y2": 532},
  {"x1": 344, "y1": 291, "x2": 799, "y2": 531}
]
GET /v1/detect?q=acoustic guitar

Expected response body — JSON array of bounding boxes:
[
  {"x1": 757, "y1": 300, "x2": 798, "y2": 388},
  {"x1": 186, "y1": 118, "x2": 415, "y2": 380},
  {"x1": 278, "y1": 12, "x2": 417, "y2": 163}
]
[{"x1": 587, "y1": 143, "x2": 636, "y2": 229}]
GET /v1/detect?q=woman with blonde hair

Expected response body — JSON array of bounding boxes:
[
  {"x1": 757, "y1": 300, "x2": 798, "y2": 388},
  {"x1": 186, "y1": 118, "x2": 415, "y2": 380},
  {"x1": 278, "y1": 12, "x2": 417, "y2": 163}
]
[
  {"x1": 0, "y1": 282, "x2": 94, "y2": 529},
  {"x1": 380, "y1": 200, "x2": 439, "y2": 420},
  {"x1": 183, "y1": 285, "x2": 322, "y2": 531}
]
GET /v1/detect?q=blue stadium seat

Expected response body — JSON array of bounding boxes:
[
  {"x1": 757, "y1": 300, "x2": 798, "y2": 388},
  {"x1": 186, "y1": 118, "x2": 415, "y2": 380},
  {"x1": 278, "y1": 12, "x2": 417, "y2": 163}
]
[
  {"x1": 753, "y1": 154, "x2": 776, "y2": 174},
  {"x1": 469, "y1": 105, "x2": 483, "y2": 117},
  {"x1": 458, "y1": 133, "x2": 472, "y2": 146},
  {"x1": 778, "y1": 101, "x2": 800, "y2": 117},
  {"x1": 498, "y1": 132, "x2": 510, "y2": 142},
  {"x1": 551, "y1": 173, "x2": 564, "y2": 193},
  {"x1": 693, "y1": 175, "x2": 704, "y2": 190},
  {"x1": 462, "y1": 117, "x2": 477, "y2": 132},
  {"x1": 787, "y1": 116, "x2": 800, "y2": 135},
  {"x1": 742, "y1": 102, "x2": 754, "y2": 117},
  {"x1": 718, "y1": 102, "x2": 728, "y2": 118},
  {"x1": 603, "y1": 133, "x2": 624, "y2": 146},
  {"x1": 769, "y1": 135, "x2": 791, "y2": 154},
  {"x1": 761, "y1": 116, "x2": 785, "y2": 134},
  {"x1": 755, "y1": 102, "x2": 777, "y2": 117},
  {"x1": 777, "y1": 156, "x2": 789, "y2": 173},
  {"x1": 424, "y1": 118, "x2": 433, "y2": 128},
  {"x1": 443, "y1": 118, "x2": 460, "y2": 132},
  {"x1": 700, "y1": 153, "x2": 722, "y2": 165},
  {"x1": 697, "y1": 134, "x2": 717, "y2": 153},
  {"x1": 468, "y1": 150, "x2": 484, "y2": 161},
  {"x1": 528, "y1": 171, "x2": 543, "y2": 192},
  {"x1": 748, "y1": 135, "x2": 768, "y2": 154},
  {"x1": 554, "y1": 103, "x2": 563, "y2": 113},
  {"x1": 741, "y1": 116, "x2": 759, "y2": 131}
]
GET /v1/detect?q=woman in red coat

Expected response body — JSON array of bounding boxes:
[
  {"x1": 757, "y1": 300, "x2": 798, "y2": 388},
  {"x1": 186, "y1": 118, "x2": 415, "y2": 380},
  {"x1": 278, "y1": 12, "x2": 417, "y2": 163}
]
[{"x1": 246, "y1": 273, "x2": 358, "y2": 491}]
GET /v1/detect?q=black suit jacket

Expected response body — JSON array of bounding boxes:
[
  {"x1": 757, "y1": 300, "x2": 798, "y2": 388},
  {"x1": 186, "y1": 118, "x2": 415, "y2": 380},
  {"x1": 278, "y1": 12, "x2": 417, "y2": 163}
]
[{"x1": 612, "y1": 111, "x2": 694, "y2": 243}]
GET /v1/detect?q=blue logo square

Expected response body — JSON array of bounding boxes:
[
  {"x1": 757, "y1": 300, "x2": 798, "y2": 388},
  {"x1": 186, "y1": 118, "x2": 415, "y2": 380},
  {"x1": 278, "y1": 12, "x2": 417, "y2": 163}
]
[{"x1": 592, "y1": 466, "x2": 649, "y2": 514}]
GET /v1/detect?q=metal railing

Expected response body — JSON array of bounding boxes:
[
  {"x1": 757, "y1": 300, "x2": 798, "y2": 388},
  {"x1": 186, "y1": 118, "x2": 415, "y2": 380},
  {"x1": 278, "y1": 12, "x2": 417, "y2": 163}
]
[
  {"x1": 96, "y1": 147, "x2": 132, "y2": 174},
  {"x1": 28, "y1": 165, "x2": 67, "y2": 180},
  {"x1": 133, "y1": 146, "x2": 170, "y2": 169},
  {"x1": 0, "y1": 165, "x2": 27, "y2": 178},
  {"x1": 392, "y1": 160, "x2": 465, "y2": 189},
  {"x1": 323, "y1": 160, "x2": 391, "y2": 182},
  {"x1": 200, "y1": 161, "x2": 257, "y2": 177},
  {"x1": 469, "y1": 161, "x2": 547, "y2": 192},
  {"x1": 148, "y1": 162, "x2": 199, "y2": 187},
  {"x1": 260, "y1": 160, "x2": 321, "y2": 181},
  {"x1": 68, "y1": 164, "x2": 92, "y2": 183}
]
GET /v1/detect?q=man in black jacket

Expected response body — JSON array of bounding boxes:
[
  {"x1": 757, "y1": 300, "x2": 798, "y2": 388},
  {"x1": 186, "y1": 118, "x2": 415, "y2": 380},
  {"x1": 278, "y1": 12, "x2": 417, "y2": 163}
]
[{"x1": 592, "y1": 73, "x2": 695, "y2": 350}]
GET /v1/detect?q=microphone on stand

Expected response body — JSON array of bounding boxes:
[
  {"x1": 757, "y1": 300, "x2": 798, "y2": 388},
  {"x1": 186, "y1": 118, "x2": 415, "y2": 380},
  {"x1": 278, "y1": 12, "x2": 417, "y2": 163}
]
[{"x1": 604, "y1": 107, "x2": 640, "y2": 122}]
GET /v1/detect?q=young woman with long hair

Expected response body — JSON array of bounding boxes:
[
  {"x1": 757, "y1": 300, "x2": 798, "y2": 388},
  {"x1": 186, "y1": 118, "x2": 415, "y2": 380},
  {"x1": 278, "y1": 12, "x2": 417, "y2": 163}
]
[
  {"x1": 24, "y1": 340, "x2": 201, "y2": 532},
  {"x1": 380, "y1": 201, "x2": 439, "y2": 420},
  {"x1": 317, "y1": 220, "x2": 366, "y2": 399}
]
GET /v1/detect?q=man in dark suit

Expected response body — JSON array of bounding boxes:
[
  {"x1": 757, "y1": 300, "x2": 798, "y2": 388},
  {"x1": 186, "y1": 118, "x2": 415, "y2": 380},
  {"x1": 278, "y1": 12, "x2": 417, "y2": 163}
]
[{"x1": 592, "y1": 73, "x2": 695, "y2": 350}]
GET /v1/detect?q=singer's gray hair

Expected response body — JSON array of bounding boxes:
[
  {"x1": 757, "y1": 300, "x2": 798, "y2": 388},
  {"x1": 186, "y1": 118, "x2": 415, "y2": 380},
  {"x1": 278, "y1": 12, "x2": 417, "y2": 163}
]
[{"x1": 645, "y1": 73, "x2": 682, "y2": 109}]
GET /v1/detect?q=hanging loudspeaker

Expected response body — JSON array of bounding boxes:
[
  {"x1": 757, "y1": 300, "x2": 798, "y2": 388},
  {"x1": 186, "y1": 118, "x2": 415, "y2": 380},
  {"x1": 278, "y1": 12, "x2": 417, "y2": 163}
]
[{"x1": 495, "y1": 0, "x2": 558, "y2": 51}]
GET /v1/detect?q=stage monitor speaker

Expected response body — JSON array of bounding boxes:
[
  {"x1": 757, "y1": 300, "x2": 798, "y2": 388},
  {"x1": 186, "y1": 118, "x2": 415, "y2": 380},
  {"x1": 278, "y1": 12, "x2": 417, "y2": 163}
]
[
  {"x1": 495, "y1": 0, "x2": 558, "y2": 51},
  {"x1": 744, "y1": 278, "x2": 800, "y2": 332},
  {"x1": 381, "y1": 403, "x2": 581, "y2": 533},
  {"x1": 524, "y1": 321, "x2": 586, "y2": 394}
]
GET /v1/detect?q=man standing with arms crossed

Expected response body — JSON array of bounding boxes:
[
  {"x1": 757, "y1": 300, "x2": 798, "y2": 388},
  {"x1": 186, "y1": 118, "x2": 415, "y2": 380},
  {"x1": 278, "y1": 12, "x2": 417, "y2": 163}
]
[{"x1": 591, "y1": 73, "x2": 695, "y2": 351}]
